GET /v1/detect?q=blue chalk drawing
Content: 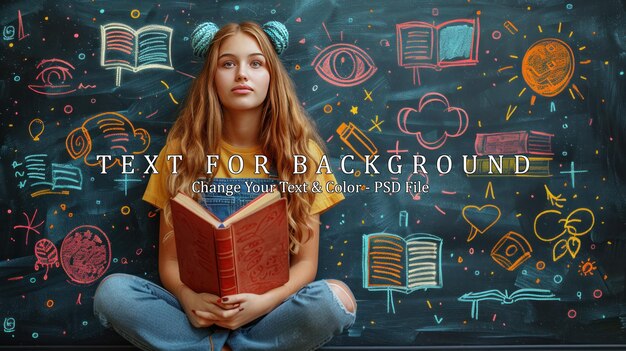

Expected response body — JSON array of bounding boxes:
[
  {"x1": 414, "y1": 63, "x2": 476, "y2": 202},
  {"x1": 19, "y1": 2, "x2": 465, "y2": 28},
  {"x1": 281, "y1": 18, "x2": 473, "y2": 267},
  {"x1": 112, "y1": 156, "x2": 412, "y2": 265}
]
[
  {"x1": 363, "y1": 232, "x2": 443, "y2": 313},
  {"x1": 458, "y1": 288, "x2": 560, "y2": 320},
  {"x1": 439, "y1": 25, "x2": 473, "y2": 61}
]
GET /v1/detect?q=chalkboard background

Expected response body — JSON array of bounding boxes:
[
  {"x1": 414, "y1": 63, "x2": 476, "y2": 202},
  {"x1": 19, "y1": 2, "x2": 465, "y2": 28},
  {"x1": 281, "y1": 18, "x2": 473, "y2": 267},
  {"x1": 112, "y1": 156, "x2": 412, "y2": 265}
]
[{"x1": 1, "y1": 0, "x2": 626, "y2": 348}]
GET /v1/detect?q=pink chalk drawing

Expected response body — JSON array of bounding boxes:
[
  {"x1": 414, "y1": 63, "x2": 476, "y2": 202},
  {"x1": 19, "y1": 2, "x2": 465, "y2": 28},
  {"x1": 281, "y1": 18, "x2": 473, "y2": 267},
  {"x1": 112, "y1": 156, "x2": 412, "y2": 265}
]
[
  {"x1": 311, "y1": 43, "x2": 377, "y2": 87},
  {"x1": 60, "y1": 225, "x2": 111, "y2": 285},
  {"x1": 13, "y1": 209, "x2": 44, "y2": 246},
  {"x1": 27, "y1": 58, "x2": 95, "y2": 95},
  {"x1": 406, "y1": 171, "x2": 429, "y2": 201},
  {"x1": 34, "y1": 238, "x2": 60, "y2": 280},
  {"x1": 396, "y1": 18, "x2": 479, "y2": 85},
  {"x1": 397, "y1": 92, "x2": 469, "y2": 150},
  {"x1": 474, "y1": 131, "x2": 554, "y2": 156},
  {"x1": 66, "y1": 112, "x2": 150, "y2": 169},
  {"x1": 27, "y1": 59, "x2": 78, "y2": 95}
]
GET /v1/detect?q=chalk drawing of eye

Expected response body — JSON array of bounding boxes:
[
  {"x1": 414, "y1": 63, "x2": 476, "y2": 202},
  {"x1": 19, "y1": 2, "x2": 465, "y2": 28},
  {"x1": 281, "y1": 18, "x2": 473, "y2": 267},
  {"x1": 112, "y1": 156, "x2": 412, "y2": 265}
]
[
  {"x1": 35, "y1": 65, "x2": 74, "y2": 85},
  {"x1": 28, "y1": 58, "x2": 77, "y2": 95},
  {"x1": 311, "y1": 43, "x2": 377, "y2": 87}
]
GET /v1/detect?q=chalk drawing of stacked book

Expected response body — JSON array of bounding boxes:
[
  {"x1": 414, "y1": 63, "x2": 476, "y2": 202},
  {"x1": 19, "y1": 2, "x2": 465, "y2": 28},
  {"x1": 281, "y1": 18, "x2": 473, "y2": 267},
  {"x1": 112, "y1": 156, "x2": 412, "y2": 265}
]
[{"x1": 362, "y1": 232, "x2": 443, "y2": 313}]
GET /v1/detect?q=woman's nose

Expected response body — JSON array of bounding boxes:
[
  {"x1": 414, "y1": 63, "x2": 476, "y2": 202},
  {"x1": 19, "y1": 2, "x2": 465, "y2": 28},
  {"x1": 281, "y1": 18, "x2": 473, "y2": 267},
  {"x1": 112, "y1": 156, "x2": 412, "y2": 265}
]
[{"x1": 236, "y1": 67, "x2": 248, "y2": 81}]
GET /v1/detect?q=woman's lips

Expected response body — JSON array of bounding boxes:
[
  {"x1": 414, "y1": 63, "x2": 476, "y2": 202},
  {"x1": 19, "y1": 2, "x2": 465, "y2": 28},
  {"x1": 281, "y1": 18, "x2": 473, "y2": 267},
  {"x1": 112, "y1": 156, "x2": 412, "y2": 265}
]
[{"x1": 232, "y1": 85, "x2": 253, "y2": 94}]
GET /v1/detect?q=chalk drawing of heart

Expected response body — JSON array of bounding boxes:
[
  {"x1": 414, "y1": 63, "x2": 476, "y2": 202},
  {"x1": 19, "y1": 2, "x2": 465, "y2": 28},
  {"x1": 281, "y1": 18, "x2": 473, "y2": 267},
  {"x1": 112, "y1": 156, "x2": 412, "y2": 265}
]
[{"x1": 462, "y1": 205, "x2": 502, "y2": 242}]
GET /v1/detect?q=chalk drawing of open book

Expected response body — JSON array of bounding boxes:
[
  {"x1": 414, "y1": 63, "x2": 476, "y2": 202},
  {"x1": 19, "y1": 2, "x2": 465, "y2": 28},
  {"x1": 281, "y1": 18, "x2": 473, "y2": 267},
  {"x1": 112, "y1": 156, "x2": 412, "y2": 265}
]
[
  {"x1": 100, "y1": 23, "x2": 173, "y2": 86},
  {"x1": 363, "y1": 232, "x2": 443, "y2": 313},
  {"x1": 458, "y1": 288, "x2": 560, "y2": 320},
  {"x1": 396, "y1": 18, "x2": 479, "y2": 85}
]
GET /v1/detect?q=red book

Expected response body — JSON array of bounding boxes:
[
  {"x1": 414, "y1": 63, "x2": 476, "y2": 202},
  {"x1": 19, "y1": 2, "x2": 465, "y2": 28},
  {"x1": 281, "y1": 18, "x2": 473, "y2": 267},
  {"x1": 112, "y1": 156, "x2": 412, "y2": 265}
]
[
  {"x1": 474, "y1": 131, "x2": 554, "y2": 156},
  {"x1": 170, "y1": 191, "x2": 290, "y2": 296}
]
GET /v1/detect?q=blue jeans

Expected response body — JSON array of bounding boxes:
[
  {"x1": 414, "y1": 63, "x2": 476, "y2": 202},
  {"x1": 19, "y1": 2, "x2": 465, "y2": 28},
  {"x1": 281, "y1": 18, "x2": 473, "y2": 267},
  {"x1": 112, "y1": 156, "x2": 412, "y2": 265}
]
[
  {"x1": 94, "y1": 177, "x2": 355, "y2": 350},
  {"x1": 93, "y1": 274, "x2": 355, "y2": 350}
]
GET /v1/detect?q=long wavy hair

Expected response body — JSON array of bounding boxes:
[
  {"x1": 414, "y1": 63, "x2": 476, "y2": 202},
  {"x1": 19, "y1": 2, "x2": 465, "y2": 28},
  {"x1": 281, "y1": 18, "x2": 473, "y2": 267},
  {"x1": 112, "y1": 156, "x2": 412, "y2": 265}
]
[{"x1": 162, "y1": 22, "x2": 323, "y2": 254}]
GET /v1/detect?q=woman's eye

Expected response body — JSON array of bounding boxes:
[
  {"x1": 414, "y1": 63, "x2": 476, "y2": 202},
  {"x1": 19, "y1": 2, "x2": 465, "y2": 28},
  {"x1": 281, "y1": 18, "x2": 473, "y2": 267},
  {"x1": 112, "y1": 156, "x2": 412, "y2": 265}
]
[
  {"x1": 251, "y1": 61, "x2": 262, "y2": 68},
  {"x1": 223, "y1": 61, "x2": 235, "y2": 68}
]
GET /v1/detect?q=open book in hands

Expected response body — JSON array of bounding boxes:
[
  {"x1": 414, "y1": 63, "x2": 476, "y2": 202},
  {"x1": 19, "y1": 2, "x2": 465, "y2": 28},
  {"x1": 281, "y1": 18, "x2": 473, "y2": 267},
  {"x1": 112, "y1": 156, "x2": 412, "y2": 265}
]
[{"x1": 170, "y1": 190, "x2": 290, "y2": 296}]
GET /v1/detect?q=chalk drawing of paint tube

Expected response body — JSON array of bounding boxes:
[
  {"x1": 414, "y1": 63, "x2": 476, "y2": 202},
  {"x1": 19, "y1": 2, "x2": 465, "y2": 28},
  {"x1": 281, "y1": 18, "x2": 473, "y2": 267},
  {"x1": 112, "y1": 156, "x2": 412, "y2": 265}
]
[{"x1": 336, "y1": 122, "x2": 378, "y2": 162}]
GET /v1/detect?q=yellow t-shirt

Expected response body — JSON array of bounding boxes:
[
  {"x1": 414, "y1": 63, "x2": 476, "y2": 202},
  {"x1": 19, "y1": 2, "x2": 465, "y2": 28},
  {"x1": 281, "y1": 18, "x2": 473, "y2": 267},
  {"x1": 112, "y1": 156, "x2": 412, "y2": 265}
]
[{"x1": 142, "y1": 140, "x2": 344, "y2": 215}]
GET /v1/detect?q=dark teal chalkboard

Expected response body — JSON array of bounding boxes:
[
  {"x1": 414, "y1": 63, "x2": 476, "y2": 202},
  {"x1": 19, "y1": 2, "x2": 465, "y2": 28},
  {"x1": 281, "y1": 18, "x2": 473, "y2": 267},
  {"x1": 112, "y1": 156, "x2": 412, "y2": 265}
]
[{"x1": 1, "y1": 0, "x2": 626, "y2": 348}]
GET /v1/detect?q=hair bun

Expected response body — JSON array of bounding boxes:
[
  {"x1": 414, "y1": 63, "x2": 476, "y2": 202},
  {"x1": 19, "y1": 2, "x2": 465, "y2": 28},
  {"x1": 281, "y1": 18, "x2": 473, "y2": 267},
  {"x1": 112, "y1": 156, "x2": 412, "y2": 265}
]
[
  {"x1": 191, "y1": 22, "x2": 219, "y2": 58},
  {"x1": 262, "y1": 21, "x2": 289, "y2": 55}
]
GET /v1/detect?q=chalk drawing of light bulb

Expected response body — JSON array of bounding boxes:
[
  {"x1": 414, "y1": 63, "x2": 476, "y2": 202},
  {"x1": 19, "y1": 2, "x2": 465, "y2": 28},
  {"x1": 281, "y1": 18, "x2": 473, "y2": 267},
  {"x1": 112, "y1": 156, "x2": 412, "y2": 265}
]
[{"x1": 29, "y1": 118, "x2": 45, "y2": 141}]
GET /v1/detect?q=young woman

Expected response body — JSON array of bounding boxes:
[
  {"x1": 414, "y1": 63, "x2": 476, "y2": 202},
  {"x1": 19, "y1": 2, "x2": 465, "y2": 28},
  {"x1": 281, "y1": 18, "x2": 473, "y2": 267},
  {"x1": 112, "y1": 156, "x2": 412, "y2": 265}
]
[{"x1": 93, "y1": 21, "x2": 357, "y2": 350}]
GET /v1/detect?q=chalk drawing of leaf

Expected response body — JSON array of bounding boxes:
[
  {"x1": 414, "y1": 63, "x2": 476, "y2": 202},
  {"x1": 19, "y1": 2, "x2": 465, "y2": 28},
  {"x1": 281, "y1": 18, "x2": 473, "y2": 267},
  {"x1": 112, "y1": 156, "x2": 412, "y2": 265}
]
[
  {"x1": 553, "y1": 238, "x2": 569, "y2": 262},
  {"x1": 566, "y1": 237, "x2": 581, "y2": 258}
]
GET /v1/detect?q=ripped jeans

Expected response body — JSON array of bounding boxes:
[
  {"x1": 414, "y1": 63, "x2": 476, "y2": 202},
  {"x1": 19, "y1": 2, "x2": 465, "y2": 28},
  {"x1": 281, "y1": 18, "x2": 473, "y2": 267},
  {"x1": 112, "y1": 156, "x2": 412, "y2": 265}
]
[
  {"x1": 93, "y1": 274, "x2": 355, "y2": 351},
  {"x1": 93, "y1": 178, "x2": 356, "y2": 350}
]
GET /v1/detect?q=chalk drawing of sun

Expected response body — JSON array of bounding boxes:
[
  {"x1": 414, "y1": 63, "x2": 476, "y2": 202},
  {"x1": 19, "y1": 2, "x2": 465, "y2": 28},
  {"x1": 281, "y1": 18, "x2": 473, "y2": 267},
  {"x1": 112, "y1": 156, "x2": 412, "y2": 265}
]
[
  {"x1": 498, "y1": 21, "x2": 590, "y2": 120},
  {"x1": 577, "y1": 258, "x2": 597, "y2": 277}
]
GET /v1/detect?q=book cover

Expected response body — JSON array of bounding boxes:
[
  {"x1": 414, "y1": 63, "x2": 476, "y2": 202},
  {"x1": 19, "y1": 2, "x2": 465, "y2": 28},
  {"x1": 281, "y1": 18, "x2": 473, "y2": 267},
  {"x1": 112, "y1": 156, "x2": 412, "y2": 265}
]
[
  {"x1": 170, "y1": 191, "x2": 290, "y2": 296},
  {"x1": 475, "y1": 131, "x2": 554, "y2": 155},
  {"x1": 362, "y1": 232, "x2": 443, "y2": 294}
]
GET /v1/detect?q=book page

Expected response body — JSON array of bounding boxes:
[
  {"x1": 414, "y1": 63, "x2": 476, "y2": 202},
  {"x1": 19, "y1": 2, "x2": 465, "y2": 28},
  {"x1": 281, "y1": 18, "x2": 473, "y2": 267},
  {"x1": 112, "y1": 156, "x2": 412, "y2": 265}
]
[
  {"x1": 136, "y1": 25, "x2": 173, "y2": 69},
  {"x1": 406, "y1": 236, "x2": 441, "y2": 289},
  {"x1": 509, "y1": 288, "x2": 558, "y2": 301},
  {"x1": 438, "y1": 23, "x2": 474, "y2": 62},
  {"x1": 101, "y1": 24, "x2": 136, "y2": 70},
  {"x1": 172, "y1": 192, "x2": 221, "y2": 227},
  {"x1": 365, "y1": 234, "x2": 406, "y2": 288},
  {"x1": 397, "y1": 22, "x2": 434, "y2": 66},
  {"x1": 223, "y1": 191, "x2": 281, "y2": 226}
]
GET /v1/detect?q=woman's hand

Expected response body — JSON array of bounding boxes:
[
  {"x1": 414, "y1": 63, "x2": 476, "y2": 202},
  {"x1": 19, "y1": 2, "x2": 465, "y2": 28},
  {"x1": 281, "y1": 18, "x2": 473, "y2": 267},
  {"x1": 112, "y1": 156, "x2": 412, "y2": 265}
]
[
  {"x1": 178, "y1": 286, "x2": 241, "y2": 328},
  {"x1": 196, "y1": 293, "x2": 275, "y2": 330}
]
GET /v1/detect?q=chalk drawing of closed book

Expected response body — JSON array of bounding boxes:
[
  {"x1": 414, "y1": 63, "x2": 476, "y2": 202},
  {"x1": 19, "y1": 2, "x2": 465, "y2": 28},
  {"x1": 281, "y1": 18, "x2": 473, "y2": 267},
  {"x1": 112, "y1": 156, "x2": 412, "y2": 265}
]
[
  {"x1": 362, "y1": 232, "x2": 442, "y2": 313},
  {"x1": 100, "y1": 23, "x2": 174, "y2": 86}
]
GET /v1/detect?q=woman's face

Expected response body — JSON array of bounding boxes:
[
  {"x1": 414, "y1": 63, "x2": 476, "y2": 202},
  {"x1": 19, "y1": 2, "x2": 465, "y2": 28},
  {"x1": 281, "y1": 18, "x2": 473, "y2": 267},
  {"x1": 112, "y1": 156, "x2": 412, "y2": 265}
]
[{"x1": 214, "y1": 32, "x2": 271, "y2": 115}]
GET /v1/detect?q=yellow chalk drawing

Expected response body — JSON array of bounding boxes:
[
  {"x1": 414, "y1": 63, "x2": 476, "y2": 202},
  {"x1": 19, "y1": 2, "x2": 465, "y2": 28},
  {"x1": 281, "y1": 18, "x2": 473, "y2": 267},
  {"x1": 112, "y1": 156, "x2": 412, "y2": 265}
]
[
  {"x1": 485, "y1": 181, "x2": 495, "y2": 199},
  {"x1": 544, "y1": 184, "x2": 566, "y2": 208},
  {"x1": 28, "y1": 119, "x2": 45, "y2": 141},
  {"x1": 533, "y1": 208, "x2": 594, "y2": 261}
]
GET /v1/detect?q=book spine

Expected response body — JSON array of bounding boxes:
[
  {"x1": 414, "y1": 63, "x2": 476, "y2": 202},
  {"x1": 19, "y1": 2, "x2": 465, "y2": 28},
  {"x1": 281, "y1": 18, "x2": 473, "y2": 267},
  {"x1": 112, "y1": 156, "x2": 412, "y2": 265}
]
[
  {"x1": 214, "y1": 228, "x2": 238, "y2": 296},
  {"x1": 465, "y1": 157, "x2": 552, "y2": 176},
  {"x1": 527, "y1": 131, "x2": 554, "y2": 155}
]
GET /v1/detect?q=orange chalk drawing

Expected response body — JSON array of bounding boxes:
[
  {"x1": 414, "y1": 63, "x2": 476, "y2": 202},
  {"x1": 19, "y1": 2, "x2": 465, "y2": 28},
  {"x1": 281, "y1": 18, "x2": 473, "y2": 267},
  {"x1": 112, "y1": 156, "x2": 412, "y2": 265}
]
[
  {"x1": 66, "y1": 112, "x2": 150, "y2": 169},
  {"x1": 28, "y1": 119, "x2": 45, "y2": 141},
  {"x1": 490, "y1": 231, "x2": 532, "y2": 271},
  {"x1": 521, "y1": 38, "x2": 575, "y2": 97},
  {"x1": 336, "y1": 122, "x2": 378, "y2": 162},
  {"x1": 578, "y1": 258, "x2": 597, "y2": 277},
  {"x1": 462, "y1": 204, "x2": 501, "y2": 242}
]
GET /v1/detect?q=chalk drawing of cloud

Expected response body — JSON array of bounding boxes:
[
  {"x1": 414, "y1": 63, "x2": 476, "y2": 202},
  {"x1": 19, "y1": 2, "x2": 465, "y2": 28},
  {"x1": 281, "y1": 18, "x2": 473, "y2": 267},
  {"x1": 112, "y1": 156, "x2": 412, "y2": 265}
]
[{"x1": 396, "y1": 92, "x2": 469, "y2": 150}]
